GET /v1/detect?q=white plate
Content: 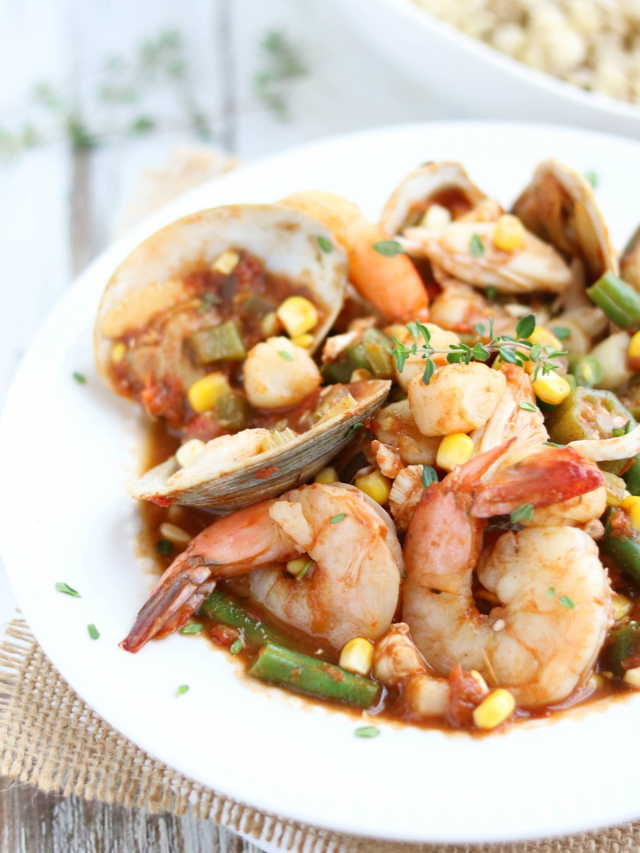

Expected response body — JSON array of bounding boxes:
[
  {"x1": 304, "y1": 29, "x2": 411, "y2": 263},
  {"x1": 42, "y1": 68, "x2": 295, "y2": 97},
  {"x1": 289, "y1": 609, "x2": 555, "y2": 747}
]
[
  {"x1": 331, "y1": 0, "x2": 640, "y2": 139},
  {"x1": 2, "y1": 122, "x2": 640, "y2": 845}
]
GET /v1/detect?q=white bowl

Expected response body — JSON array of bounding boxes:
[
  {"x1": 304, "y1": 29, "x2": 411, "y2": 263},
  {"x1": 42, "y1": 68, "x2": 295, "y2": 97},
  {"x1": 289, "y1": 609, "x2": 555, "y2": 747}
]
[
  {"x1": 332, "y1": 0, "x2": 640, "y2": 138},
  {"x1": 4, "y1": 122, "x2": 640, "y2": 845}
]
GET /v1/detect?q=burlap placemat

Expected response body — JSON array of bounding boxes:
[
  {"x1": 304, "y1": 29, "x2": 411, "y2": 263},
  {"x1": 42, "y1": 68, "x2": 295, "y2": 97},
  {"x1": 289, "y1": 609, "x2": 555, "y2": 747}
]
[{"x1": 1, "y1": 616, "x2": 640, "y2": 853}]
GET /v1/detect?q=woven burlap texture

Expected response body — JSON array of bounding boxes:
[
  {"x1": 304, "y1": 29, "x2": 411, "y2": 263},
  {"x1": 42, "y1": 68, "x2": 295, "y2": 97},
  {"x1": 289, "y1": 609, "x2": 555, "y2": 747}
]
[{"x1": 1, "y1": 617, "x2": 640, "y2": 853}]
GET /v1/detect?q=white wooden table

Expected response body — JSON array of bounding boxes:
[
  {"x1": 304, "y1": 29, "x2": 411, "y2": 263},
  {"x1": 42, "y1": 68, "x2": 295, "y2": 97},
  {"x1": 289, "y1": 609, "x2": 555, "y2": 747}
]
[{"x1": 0, "y1": 0, "x2": 454, "y2": 848}]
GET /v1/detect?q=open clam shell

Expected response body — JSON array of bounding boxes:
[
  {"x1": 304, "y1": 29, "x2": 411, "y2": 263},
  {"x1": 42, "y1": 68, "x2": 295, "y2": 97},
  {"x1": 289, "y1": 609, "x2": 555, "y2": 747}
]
[
  {"x1": 512, "y1": 159, "x2": 617, "y2": 285},
  {"x1": 379, "y1": 162, "x2": 486, "y2": 237},
  {"x1": 94, "y1": 204, "x2": 348, "y2": 385},
  {"x1": 129, "y1": 379, "x2": 391, "y2": 510}
]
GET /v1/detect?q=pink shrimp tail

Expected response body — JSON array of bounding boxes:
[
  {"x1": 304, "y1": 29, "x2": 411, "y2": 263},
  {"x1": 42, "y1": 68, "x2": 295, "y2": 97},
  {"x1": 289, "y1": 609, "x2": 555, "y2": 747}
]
[{"x1": 471, "y1": 446, "x2": 605, "y2": 518}]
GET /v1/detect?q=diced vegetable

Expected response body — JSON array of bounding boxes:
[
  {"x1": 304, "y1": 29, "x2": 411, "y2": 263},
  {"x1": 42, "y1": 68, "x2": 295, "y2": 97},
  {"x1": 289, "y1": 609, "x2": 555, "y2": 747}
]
[
  {"x1": 472, "y1": 689, "x2": 515, "y2": 730},
  {"x1": 111, "y1": 342, "x2": 127, "y2": 363},
  {"x1": 248, "y1": 643, "x2": 381, "y2": 708},
  {"x1": 199, "y1": 590, "x2": 289, "y2": 647},
  {"x1": 240, "y1": 294, "x2": 275, "y2": 320},
  {"x1": 176, "y1": 439, "x2": 206, "y2": 468},
  {"x1": 189, "y1": 321, "x2": 246, "y2": 364},
  {"x1": 346, "y1": 343, "x2": 369, "y2": 373},
  {"x1": 604, "y1": 471, "x2": 628, "y2": 506},
  {"x1": 339, "y1": 637, "x2": 374, "y2": 676},
  {"x1": 587, "y1": 272, "x2": 640, "y2": 330},
  {"x1": 277, "y1": 296, "x2": 318, "y2": 338},
  {"x1": 546, "y1": 387, "x2": 636, "y2": 475},
  {"x1": 527, "y1": 326, "x2": 563, "y2": 352},
  {"x1": 437, "y1": 433, "x2": 474, "y2": 471},
  {"x1": 604, "y1": 621, "x2": 640, "y2": 677},
  {"x1": 355, "y1": 469, "x2": 392, "y2": 505},
  {"x1": 567, "y1": 354, "x2": 602, "y2": 388},
  {"x1": 211, "y1": 250, "x2": 240, "y2": 275},
  {"x1": 188, "y1": 373, "x2": 232, "y2": 414},
  {"x1": 215, "y1": 393, "x2": 252, "y2": 431},
  {"x1": 589, "y1": 332, "x2": 633, "y2": 390},
  {"x1": 321, "y1": 361, "x2": 352, "y2": 385},
  {"x1": 420, "y1": 204, "x2": 451, "y2": 230},
  {"x1": 314, "y1": 467, "x2": 339, "y2": 484},
  {"x1": 622, "y1": 496, "x2": 640, "y2": 532},
  {"x1": 613, "y1": 593, "x2": 633, "y2": 622},
  {"x1": 601, "y1": 508, "x2": 640, "y2": 586},
  {"x1": 291, "y1": 334, "x2": 314, "y2": 349},
  {"x1": 628, "y1": 330, "x2": 640, "y2": 361},
  {"x1": 364, "y1": 342, "x2": 394, "y2": 379}
]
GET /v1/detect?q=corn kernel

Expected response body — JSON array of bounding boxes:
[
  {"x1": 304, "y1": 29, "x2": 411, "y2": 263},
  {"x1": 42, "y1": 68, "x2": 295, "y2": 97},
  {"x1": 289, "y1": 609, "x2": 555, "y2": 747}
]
[
  {"x1": 528, "y1": 325, "x2": 563, "y2": 351},
  {"x1": 291, "y1": 333, "x2": 314, "y2": 349},
  {"x1": 111, "y1": 342, "x2": 127, "y2": 363},
  {"x1": 612, "y1": 593, "x2": 633, "y2": 622},
  {"x1": 158, "y1": 522, "x2": 192, "y2": 546},
  {"x1": 532, "y1": 371, "x2": 571, "y2": 405},
  {"x1": 339, "y1": 637, "x2": 374, "y2": 676},
  {"x1": 629, "y1": 330, "x2": 640, "y2": 360},
  {"x1": 493, "y1": 214, "x2": 525, "y2": 251},
  {"x1": 588, "y1": 673, "x2": 607, "y2": 690},
  {"x1": 436, "y1": 433, "x2": 474, "y2": 471},
  {"x1": 350, "y1": 368, "x2": 374, "y2": 382},
  {"x1": 211, "y1": 250, "x2": 240, "y2": 276},
  {"x1": 624, "y1": 667, "x2": 640, "y2": 689},
  {"x1": 286, "y1": 557, "x2": 311, "y2": 576},
  {"x1": 355, "y1": 469, "x2": 392, "y2": 505},
  {"x1": 623, "y1": 495, "x2": 640, "y2": 533},
  {"x1": 277, "y1": 296, "x2": 318, "y2": 338},
  {"x1": 187, "y1": 373, "x2": 231, "y2": 413},
  {"x1": 473, "y1": 688, "x2": 515, "y2": 730},
  {"x1": 419, "y1": 203, "x2": 452, "y2": 230},
  {"x1": 176, "y1": 438, "x2": 206, "y2": 468},
  {"x1": 314, "y1": 467, "x2": 339, "y2": 484},
  {"x1": 261, "y1": 311, "x2": 280, "y2": 338}
]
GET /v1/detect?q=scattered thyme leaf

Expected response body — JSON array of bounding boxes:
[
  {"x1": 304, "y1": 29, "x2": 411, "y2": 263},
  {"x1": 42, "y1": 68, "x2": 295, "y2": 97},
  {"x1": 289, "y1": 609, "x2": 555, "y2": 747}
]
[
  {"x1": 330, "y1": 513, "x2": 346, "y2": 524},
  {"x1": 317, "y1": 235, "x2": 332, "y2": 253},
  {"x1": 347, "y1": 422, "x2": 364, "y2": 437},
  {"x1": 515, "y1": 313, "x2": 536, "y2": 340},
  {"x1": 180, "y1": 623, "x2": 203, "y2": 635},
  {"x1": 56, "y1": 582, "x2": 81, "y2": 598},
  {"x1": 176, "y1": 684, "x2": 190, "y2": 696},
  {"x1": 510, "y1": 503, "x2": 534, "y2": 523},
  {"x1": 559, "y1": 595, "x2": 576, "y2": 609},
  {"x1": 355, "y1": 725, "x2": 379, "y2": 738},
  {"x1": 88, "y1": 624, "x2": 100, "y2": 640},
  {"x1": 547, "y1": 587, "x2": 556, "y2": 599},
  {"x1": 550, "y1": 326, "x2": 570, "y2": 340},
  {"x1": 585, "y1": 170, "x2": 598, "y2": 189},
  {"x1": 72, "y1": 372, "x2": 86, "y2": 384},
  {"x1": 519, "y1": 402, "x2": 537, "y2": 412},
  {"x1": 278, "y1": 350, "x2": 294, "y2": 362},
  {"x1": 156, "y1": 539, "x2": 173, "y2": 556},
  {"x1": 422, "y1": 465, "x2": 438, "y2": 488},
  {"x1": 230, "y1": 639, "x2": 243, "y2": 655},
  {"x1": 470, "y1": 233, "x2": 484, "y2": 257},
  {"x1": 372, "y1": 240, "x2": 405, "y2": 258}
]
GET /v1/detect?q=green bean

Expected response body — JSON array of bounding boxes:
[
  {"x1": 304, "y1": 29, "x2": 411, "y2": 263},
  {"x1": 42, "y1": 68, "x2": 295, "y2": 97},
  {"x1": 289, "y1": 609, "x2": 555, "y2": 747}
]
[
  {"x1": 600, "y1": 508, "x2": 640, "y2": 586},
  {"x1": 189, "y1": 321, "x2": 246, "y2": 364},
  {"x1": 586, "y1": 272, "x2": 640, "y2": 330},
  {"x1": 199, "y1": 590, "x2": 289, "y2": 647},
  {"x1": 248, "y1": 643, "x2": 381, "y2": 708},
  {"x1": 320, "y1": 361, "x2": 352, "y2": 385},
  {"x1": 346, "y1": 343, "x2": 369, "y2": 372},
  {"x1": 604, "y1": 622, "x2": 640, "y2": 677},
  {"x1": 624, "y1": 457, "x2": 640, "y2": 496},
  {"x1": 567, "y1": 354, "x2": 602, "y2": 388}
]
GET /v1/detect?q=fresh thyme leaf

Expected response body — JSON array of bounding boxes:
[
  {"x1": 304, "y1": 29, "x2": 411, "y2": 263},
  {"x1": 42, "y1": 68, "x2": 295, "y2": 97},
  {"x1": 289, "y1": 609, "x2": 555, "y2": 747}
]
[
  {"x1": 372, "y1": 240, "x2": 405, "y2": 258},
  {"x1": 447, "y1": 351, "x2": 464, "y2": 364},
  {"x1": 547, "y1": 587, "x2": 556, "y2": 599},
  {"x1": 72, "y1": 372, "x2": 86, "y2": 384},
  {"x1": 422, "y1": 465, "x2": 438, "y2": 488},
  {"x1": 519, "y1": 401, "x2": 537, "y2": 412},
  {"x1": 278, "y1": 350, "x2": 294, "y2": 362},
  {"x1": 470, "y1": 233, "x2": 484, "y2": 257},
  {"x1": 176, "y1": 684, "x2": 190, "y2": 696},
  {"x1": 529, "y1": 343, "x2": 542, "y2": 361},
  {"x1": 559, "y1": 595, "x2": 576, "y2": 609},
  {"x1": 317, "y1": 235, "x2": 332, "y2": 253},
  {"x1": 230, "y1": 639, "x2": 243, "y2": 655},
  {"x1": 330, "y1": 513, "x2": 346, "y2": 524},
  {"x1": 253, "y1": 30, "x2": 309, "y2": 121},
  {"x1": 626, "y1": 420, "x2": 635, "y2": 434},
  {"x1": 180, "y1": 623, "x2": 203, "y2": 635},
  {"x1": 56, "y1": 582, "x2": 81, "y2": 598},
  {"x1": 354, "y1": 725, "x2": 379, "y2": 738},
  {"x1": 510, "y1": 503, "x2": 534, "y2": 523},
  {"x1": 498, "y1": 346, "x2": 517, "y2": 365},
  {"x1": 416, "y1": 320, "x2": 431, "y2": 345},
  {"x1": 612, "y1": 428, "x2": 625, "y2": 437},
  {"x1": 585, "y1": 170, "x2": 598, "y2": 189},
  {"x1": 346, "y1": 422, "x2": 364, "y2": 437},
  {"x1": 88, "y1": 624, "x2": 100, "y2": 640},
  {"x1": 406, "y1": 321, "x2": 420, "y2": 339},
  {"x1": 472, "y1": 342, "x2": 491, "y2": 362},
  {"x1": 156, "y1": 539, "x2": 173, "y2": 556},
  {"x1": 550, "y1": 326, "x2": 570, "y2": 340},
  {"x1": 515, "y1": 313, "x2": 536, "y2": 340},
  {"x1": 422, "y1": 357, "x2": 435, "y2": 385},
  {"x1": 473, "y1": 322, "x2": 487, "y2": 337}
]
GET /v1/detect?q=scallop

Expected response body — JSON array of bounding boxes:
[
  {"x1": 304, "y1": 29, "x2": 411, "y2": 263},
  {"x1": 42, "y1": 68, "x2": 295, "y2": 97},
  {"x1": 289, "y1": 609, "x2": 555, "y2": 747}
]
[
  {"x1": 129, "y1": 379, "x2": 391, "y2": 511},
  {"x1": 379, "y1": 161, "x2": 487, "y2": 237},
  {"x1": 94, "y1": 204, "x2": 348, "y2": 397},
  {"x1": 512, "y1": 159, "x2": 617, "y2": 286}
]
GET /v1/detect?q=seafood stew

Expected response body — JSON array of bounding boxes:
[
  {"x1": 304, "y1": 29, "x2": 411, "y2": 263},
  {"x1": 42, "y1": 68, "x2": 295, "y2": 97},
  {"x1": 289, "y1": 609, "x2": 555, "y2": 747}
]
[{"x1": 101, "y1": 164, "x2": 640, "y2": 734}]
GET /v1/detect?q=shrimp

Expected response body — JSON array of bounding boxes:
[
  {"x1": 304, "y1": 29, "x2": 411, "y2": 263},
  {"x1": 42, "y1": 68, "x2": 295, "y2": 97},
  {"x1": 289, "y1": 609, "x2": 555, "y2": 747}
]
[
  {"x1": 122, "y1": 483, "x2": 402, "y2": 652},
  {"x1": 279, "y1": 190, "x2": 429, "y2": 322},
  {"x1": 402, "y1": 443, "x2": 611, "y2": 708},
  {"x1": 401, "y1": 220, "x2": 572, "y2": 294}
]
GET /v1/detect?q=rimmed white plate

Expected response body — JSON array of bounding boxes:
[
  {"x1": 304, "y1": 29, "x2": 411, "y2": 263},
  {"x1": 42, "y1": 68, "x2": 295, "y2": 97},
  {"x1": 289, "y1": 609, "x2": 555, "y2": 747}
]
[{"x1": 2, "y1": 122, "x2": 640, "y2": 845}]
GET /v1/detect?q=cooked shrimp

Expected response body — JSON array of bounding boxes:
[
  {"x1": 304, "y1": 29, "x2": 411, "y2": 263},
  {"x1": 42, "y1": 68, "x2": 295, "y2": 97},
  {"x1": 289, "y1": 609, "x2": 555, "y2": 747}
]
[
  {"x1": 122, "y1": 483, "x2": 402, "y2": 652},
  {"x1": 402, "y1": 444, "x2": 610, "y2": 707},
  {"x1": 401, "y1": 220, "x2": 572, "y2": 294},
  {"x1": 279, "y1": 190, "x2": 428, "y2": 322}
]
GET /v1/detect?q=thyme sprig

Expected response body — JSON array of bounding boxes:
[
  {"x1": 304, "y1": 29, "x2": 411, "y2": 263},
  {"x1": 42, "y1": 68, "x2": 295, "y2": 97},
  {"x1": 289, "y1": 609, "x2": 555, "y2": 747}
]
[{"x1": 391, "y1": 314, "x2": 567, "y2": 386}]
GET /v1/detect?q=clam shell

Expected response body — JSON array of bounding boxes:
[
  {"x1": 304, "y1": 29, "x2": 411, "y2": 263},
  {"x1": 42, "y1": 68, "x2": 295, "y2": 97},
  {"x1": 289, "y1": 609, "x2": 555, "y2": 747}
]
[
  {"x1": 379, "y1": 162, "x2": 486, "y2": 236},
  {"x1": 95, "y1": 205, "x2": 348, "y2": 384},
  {"x1": 512, "y1": 159, "x2": 617, "y2": 285},
  {"x1": 129, "y1": 379, "x2": 391, "y2": 510}
]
